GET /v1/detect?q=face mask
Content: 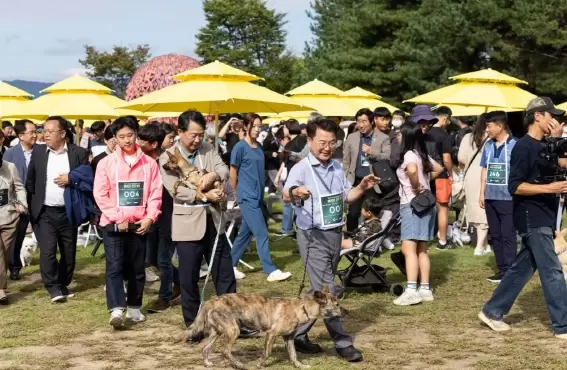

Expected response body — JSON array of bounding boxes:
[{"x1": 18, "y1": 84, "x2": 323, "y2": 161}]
[{"x1": 392, "y1": 119, "x2": 403, "y2": 129}]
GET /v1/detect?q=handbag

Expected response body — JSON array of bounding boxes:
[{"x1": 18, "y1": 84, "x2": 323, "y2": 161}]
[
  {"x1": 410, "y1": 190, "x2": 437, "y2": 216},
  {"x1": 372, "y1": 159, "x2": 399, "y2": 194},
  {"x1": 453, "y1": 137, "x2": 488, "y2": 201}
]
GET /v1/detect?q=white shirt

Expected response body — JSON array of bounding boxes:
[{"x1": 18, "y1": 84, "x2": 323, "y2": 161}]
[{"x1": 44, "y1": 144, "x2": 70, "y2": 207}]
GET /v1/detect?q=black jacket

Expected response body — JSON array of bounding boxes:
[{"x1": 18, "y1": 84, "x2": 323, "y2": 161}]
[{"x1": 26, "y1": 143, "x2": 89, "y2": 222}]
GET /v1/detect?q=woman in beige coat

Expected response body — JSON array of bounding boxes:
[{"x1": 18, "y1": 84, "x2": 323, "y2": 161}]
[
  {"x1": 0, "y1": 153, "x2": 27, "y2": 304},
  {"x1": 457, "y1": 115, "x2": 490, "y2": 256}
]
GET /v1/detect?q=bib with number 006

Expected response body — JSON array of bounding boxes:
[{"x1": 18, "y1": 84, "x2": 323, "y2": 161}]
[
  {"x1": 117, "y1": 181, "x2": 144, "y2": 207},
  {"x1": 0, "y1": 189, "x2": 8, "y2": 207},
  {"x1": 320, "y1": 192, "x2": 344, "y2": 227}
]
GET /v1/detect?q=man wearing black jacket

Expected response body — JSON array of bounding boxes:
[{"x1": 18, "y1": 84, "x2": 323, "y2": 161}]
[
  {"x1": 479, "y1": 98, "x2": 567, "y2": 338},
  {"x1": 26, "y1": 116, "x2": 88, "y2": 302}
]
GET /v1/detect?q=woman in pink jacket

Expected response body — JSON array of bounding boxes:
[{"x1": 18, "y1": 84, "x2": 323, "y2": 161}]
[{"x1": 93, "y1": 117, "x2": 162, "y2": 328}]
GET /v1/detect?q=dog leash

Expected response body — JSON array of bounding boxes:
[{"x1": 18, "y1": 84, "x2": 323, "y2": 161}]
[
  {"x1": 297, "y1": 196, "x2": 314, "y2": 297},
  {"x1": 199, "y1": 210, "x2": 223, "y2": 310}
]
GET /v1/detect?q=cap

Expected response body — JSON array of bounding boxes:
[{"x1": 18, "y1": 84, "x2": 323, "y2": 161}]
[
  {"x1": 409, "y1": 105, "x2": 438, "y2": 125},
  {"x1": 526, "y1": 97, "x2": 565, "y2": 116}
]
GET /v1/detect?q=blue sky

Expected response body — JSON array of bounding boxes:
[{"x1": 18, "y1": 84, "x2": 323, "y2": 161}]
[{"x1": 0, "y1": 0, "x2": 312, "y2": 82}]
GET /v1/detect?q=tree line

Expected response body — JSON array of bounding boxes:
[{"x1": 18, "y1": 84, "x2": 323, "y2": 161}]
[{"x1": 80, "y1": 0, "x2": 567, "y2": 109}]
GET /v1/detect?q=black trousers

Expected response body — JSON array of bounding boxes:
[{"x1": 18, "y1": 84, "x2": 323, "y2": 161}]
[
  {"x1": 103, "y1": 230, "x2": 147, "y2": 310},
  {"x1": 346, "y1": 178, "x2": 379, "y2": 232},
  {"x1": 175, "y1": 216, "x2": 236, "y2": 327},
  {"x1": 37, "y1": 206, "x2": 78, "y2": 296},
  {"x1": 485, "y1": 200, "x2": 517, "y2": 274},
  {"x1": 9, "y1": 213, "x2": 30, "y2": 275}
]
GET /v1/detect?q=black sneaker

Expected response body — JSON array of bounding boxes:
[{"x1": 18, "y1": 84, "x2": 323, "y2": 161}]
[
  {"x1": 239, "y1": 327, "x2": 260, "y2": 339},
  {"x1": 487, "y1": 273, "x2": 504, "y2": 283},
  {"x1": 336, "y1": 345, "x2": 363, "y2": 362},
  {"x1": 436, "y1": 241, "x2": 456, "y2": 251},
  {"x1": 9, "y1": 272, "x2": 20, "y2": 281},
  {"x1": 294, "y1": 335, "x2": 323, "y2": 354}
]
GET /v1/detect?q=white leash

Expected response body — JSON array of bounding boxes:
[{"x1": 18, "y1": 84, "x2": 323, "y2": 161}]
[{"x1": 199, "y1": 210, "x2": 223, "y2": 310}]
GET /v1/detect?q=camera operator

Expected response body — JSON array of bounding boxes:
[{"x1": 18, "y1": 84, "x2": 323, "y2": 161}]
[{"x1": 479, "y1": 97, "x2": 567, "y2": 339}]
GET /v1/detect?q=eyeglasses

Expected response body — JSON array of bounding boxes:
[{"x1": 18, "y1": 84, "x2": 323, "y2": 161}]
[
  {"x1": 43, "y1": 130, "x2": 63, "y2": 137},
  {"x1": 316, "y1": 141, "x2": 337, "y2": 149},
  {"x1": 186, "y1": 132, "x2": 205, "y2": 139},
  {"x1": 22, "y1": 131, "x2": 38, "y2": 136}
]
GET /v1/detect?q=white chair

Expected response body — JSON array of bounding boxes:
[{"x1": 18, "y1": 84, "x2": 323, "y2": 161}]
[{"x1": 78, "y1": 221, "x2": 102, "y2": 248}]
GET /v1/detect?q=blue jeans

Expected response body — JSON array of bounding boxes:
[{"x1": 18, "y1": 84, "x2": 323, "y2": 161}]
[
  {"x1": 231, "y1": 199, "x2": 277, "y2": 274},
  {"x1": 157, "y1": 235, "x2": 180, "y2": 302},
  {"x1": 482, "y1": 226, "x2": 567, "y2": 334},
  {"x1": 280, "y1": 202, "x2": 294, "y2": 235}
]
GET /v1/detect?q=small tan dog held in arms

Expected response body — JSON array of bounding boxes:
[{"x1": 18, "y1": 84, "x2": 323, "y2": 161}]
[
  {"x1": 554, "y1": 229, "x2": 567, "y2": 279},
  {"x1": 177, "y1": 286, "x2": 345, "y2": 369},
  {"x1": 162, "y1": 146, "x2": 227, "y2": 211}
]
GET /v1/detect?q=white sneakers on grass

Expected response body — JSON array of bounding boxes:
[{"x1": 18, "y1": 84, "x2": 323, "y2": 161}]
[
  {"x1": 109, "y1": 308, "x2": 146, "y2": 328},
  {"x1": 233, "y1": 267, "x2": 291, "y2": 282},
  {"x1": 393, "y1": 287, "x2": 434, "y2": 306},
  {"x1": 478, "y1": 311, "x2": 510, "y2": 332},
  {"x1": 474, "y1": 245, "x2": 493, "y2": 256}
]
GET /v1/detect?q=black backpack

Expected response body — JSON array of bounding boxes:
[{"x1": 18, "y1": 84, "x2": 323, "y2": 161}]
[{"x1": 372, "y1": 159, "x2": 399, "y2": 194}]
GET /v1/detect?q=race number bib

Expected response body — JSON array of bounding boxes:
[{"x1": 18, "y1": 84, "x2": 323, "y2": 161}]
[
  {"x1": 0, "y1": 189, "x2": 8, "y2": 207},
  {"x1": 361, "y1": 154, "x2": 370, "y2": 167},
  {"x1": 487, "y1": 163, "x2": 507, "y2": 185},
  {"x1": 320, "y1": 192, "x2": 344, "y2": 227},
  {"x1": 118, "y1": 181, "x2": 144, "y2": 207}
]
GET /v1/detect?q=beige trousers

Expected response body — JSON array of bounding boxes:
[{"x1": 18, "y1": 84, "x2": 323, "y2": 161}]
[{"x1": 0, "y1": 216, "x2": 19, "y2": 290}]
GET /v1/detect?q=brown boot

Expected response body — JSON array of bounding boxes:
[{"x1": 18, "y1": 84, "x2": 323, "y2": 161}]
[
  {"x1": 147, "y1": 298, "x2": 170, "y2": 313},
  {"x1": 171, "y1": 285, "x2": 181, "y2": 306}
]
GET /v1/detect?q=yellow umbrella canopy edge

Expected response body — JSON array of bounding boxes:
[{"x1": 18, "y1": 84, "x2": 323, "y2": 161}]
[
  {"x1": 450, "y1": 68, "x2": 528, "y2": 85},
  {"x1": 42, "y1": 75, "x2": 113, "y2": 93},
  {"x1": 286, "y1": 79, "x2": 345, "y2": 96},
  {"x1": 342, "y1": 86, "x2": 382, "y2": 99},
  {"x1": 173, "y1": 60, "x2": 262, "y2": 82},
  {"x1": 0, "y1": 81, "x2": 34, "y2": 98}
]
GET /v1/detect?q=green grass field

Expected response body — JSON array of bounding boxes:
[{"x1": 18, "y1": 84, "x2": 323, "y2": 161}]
[{"x1": 2, "y1": 218, "x2": 567, "y2": 370}]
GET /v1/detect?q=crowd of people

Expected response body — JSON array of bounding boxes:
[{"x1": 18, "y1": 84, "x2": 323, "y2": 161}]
[{"x1": 2, "y1": 95, "x2": 567, "y2": 364}]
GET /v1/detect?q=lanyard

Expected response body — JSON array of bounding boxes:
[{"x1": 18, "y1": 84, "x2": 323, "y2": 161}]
[{"x1": 308, "y1": 159, "x2": 336, "y2": 195}]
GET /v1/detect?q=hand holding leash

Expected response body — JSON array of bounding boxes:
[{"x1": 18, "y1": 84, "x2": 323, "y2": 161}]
[
  {"x1": 359, "y1": 174, "x2": 380, "y2": 190},
  {"x1": 293, "y1": 186, "x2": 311, "y2": 200}
]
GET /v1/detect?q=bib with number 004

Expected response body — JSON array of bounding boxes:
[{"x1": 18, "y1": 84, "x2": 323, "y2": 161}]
[
  {"x1": 117, "y1": 181, "x2": 144, "y2": 207},
  {"x1": 0, "y1": 188, "x2": 8, "y2": 207},
  {"x1": 320, "y1": 192, "x2": 344, "y2": 227}
]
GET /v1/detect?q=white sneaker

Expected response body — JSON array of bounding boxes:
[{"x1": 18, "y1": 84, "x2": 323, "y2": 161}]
[
  {"x1": 109, "y1": 309, "x2": 124, "y2": 328},
  {"x1": 483, "y1": 246, "x2": 492, "y2": 255},
  {"x1": 233, "y1": 268, "x2": 246, "y2": 280},
  {"x1": 474, "y1": 247, "x2": 485, "y2": 256},
  {"x1": 126, "y1": 308, "x2": 146, "y2": 323},
  {"x1": 418, "y1": 288, "x2": 434, "y2": 302},
  {"x1": 267, "y1": 269, "x2": 292, "y2": 282},
  {"x1": 478, "y1": 311, "x2": 511, "y2": 332},
  {"x1": 393, "y1": 289, "x2": 422, "y2": 306},
  {"x1": 556, "y1": 333, "x2": 567, "y2": 339},
  {"x1": 382, "y1": 239, "x2": 395, "y2": 250},
  {"x1": 145, "y1": 268, "x2": 160, "y2": 282}
]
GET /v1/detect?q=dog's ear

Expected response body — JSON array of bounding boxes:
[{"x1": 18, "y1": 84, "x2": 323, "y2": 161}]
[
  {"x1": 173, "y1": 146, "x2": 181, "y2": 156},
  {"x1": 166, "y1": 150, "x2": 175, "y2": 159},
  {"x1": 313, "y1": 291, "x2": 327, "y2": 305},
  {"x1": 561, "y1": 229, "x2": 567, "y2": 238}
]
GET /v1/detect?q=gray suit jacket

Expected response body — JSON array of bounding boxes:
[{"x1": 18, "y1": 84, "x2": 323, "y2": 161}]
[
  {"x1": 4, "y1": 144, "x2": 32, "y2": 184},
  {"x1": 343, "y1": 130, "x2": 391, "y2": 193},
  {"x1": 159, "y1": 142, "x2": 229, "y2": 242}
]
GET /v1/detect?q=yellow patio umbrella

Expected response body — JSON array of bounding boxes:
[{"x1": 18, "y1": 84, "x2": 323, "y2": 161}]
[
  {"x1": 341, "y1": 87, "x2": 400, "y2": 113},
  {"x1": 405, "y1": 68, "x2": 536, "y2": 111},
  {"x1": 283, "y1": 79, "x2": 355, "y2": 117},
  {"x1": 119, "y1": 60, "x2": 313, "y2": 147},
  {"x1": 432, "y1": 104, "x2": 519, "y2": 116},
  {"x1": 556, "y1": 101, "x2": 567, "y2": 111},
  {"x1": 0, "y1": 81, "x2": 34, "y2": 119}
]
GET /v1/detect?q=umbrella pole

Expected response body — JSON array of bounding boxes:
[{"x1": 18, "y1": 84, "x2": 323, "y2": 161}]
[{"x1": 214, "y1": 103, "x2": 219, "y2": 151}]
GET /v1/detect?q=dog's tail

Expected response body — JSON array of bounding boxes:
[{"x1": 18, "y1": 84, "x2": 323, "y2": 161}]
[{"x1": 174, "y1": 303, "x2": 209, "y2": 344}]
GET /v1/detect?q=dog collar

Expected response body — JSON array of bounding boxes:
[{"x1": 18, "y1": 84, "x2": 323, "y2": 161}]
[{"x1": 302, "y1": 305, "x2": 310, "y2": 319}]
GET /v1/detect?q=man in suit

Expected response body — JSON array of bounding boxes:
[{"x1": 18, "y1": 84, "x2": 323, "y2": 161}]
[
  {"x1": 4, "y1": 120, "x2": 37, "y2": 280},
  {"x1": 343, "y1": 108, "x2": 391, "y2": 232},
  {"x1": 160, "y1": 110, "x2": 257, "y2": 342},
  {"x1": 26, "y1": 116, "x2": 89, "y2": 302}
]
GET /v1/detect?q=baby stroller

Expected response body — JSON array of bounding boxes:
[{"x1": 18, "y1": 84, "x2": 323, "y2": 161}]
[{"x1": 336, "y1": 210, "x2": 405, "y2": 298}]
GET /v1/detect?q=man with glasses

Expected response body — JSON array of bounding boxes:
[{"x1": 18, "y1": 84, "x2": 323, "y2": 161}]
[
  {"x1": 343, "y1": 108, "x2": 391, "y2": 232},
  {"x1": 283, "y1": 117, "x2": 378, "y2": 362},
  {"x1": 26, "y1": 116, "x2": 89, "y2": 302},
  {"x1": 4, "y1": 119, "x2": 37, "y2": 280}
]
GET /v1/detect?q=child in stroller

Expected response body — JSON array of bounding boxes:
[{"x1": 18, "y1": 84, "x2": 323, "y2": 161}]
[
  {"x1": 337, "y1": 207, "x2": 404, "y2": 297},
  {"x1": 341, "y1": 198, "x2": 382, "y2": 251}
]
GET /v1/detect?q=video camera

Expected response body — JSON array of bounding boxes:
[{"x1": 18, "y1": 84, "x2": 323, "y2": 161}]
[{"x1": 538, "y1": 137, "x2": 567, "y2": 183}]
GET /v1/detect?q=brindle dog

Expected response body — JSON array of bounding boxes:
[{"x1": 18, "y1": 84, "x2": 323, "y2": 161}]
[
  {"x1": 554, "y1": 229, "x2": 567, "y2": 279},
  {"x1": 177, "y1": 286, "x2": 346, "y2": 369},
  {"x1": 162, "y1": 146, "x2": 227, "y2": 211}
]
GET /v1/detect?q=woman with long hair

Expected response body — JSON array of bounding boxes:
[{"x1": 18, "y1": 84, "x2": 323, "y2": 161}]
[
  {"x1": 458, "y1": 114, "x2": 490, "y2": 256},
  {"x1": 395, "y1": 122, "x2": 442, "y2": 306},
  {"x1": 230, "y1": 113, "x2": 291, "y2": 282}
]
